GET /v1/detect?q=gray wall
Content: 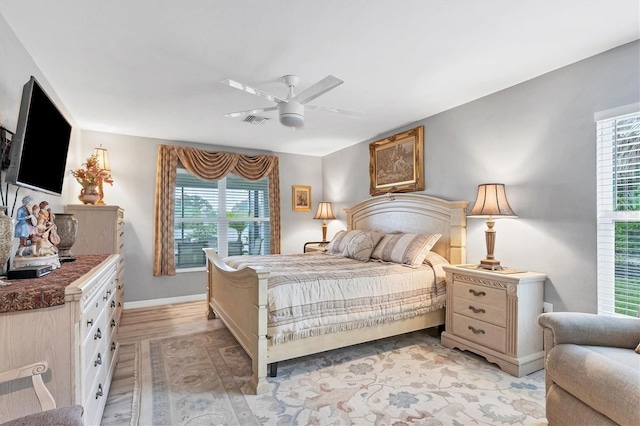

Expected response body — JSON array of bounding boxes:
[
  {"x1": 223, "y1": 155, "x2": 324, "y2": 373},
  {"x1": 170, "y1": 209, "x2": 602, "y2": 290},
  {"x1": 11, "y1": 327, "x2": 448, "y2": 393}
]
[
  {"x1": 0, "y1": 14, "x2": 81, "y2": 258},
  {"x1": 1, "y1": 13, "x2": 323, "y2": 304},
  {"x1": 3, "y1": 11, "x2": 638, "y2": 309},
  {"x1": 323, "y1": 41, "x2": 640, "y2": 313},
  {"x1": 81, "y1": 130, "x2": 323, "y2": 303}
]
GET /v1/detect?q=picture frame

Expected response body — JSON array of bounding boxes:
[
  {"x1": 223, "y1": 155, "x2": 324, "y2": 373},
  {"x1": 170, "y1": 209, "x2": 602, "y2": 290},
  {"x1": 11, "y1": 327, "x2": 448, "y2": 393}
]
[
  {"x1": 369, "y1": 125, "x2": 424, "y2": 196},
  {"x1": 292, "y1": 185, "x2": 311, "y2": 212}
]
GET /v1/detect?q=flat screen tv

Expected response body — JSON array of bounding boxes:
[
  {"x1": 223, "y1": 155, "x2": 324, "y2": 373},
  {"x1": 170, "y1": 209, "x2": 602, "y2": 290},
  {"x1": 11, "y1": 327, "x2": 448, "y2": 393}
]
[{"x1": 5, "y1": 76, "x2": 72, "y2": 196}]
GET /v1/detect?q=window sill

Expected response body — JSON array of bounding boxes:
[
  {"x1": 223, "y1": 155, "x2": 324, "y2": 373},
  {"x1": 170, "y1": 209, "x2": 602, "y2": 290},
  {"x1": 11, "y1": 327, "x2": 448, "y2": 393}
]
[{"x1": 176, "y1": 266, "x2": 206, "y2": 273}]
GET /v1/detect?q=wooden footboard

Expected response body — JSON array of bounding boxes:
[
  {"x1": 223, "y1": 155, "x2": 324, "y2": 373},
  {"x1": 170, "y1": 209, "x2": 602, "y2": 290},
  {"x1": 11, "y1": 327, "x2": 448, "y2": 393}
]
[
  {"x1": 204, "y1": 248, "x2": 270, "y2": 394},
  {"x1": 204, "y1": 193, "x2": 467, "y2": 395},
  {"x1": 205, "y1": 248, "x2": 446, "y2": 395}
]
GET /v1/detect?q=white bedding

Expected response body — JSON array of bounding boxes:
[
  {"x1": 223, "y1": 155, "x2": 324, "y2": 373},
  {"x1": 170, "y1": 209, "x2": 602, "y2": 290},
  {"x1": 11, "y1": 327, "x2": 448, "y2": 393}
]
[{"x1": 223, "y1": 252, "x2": 447, "y2": 344}]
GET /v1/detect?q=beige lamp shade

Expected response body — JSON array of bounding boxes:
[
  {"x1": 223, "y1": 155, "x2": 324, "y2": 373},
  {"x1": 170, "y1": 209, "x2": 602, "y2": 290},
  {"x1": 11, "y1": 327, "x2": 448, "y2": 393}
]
[
  {"x1": 93, "y1": 146, "x2": 111, "y2": 171},
  {"x1": 467, "y1": 183, "x2": 517, "y2": 218},
  {"x1": 93, "y1": 146, "x2": 111, "y2": 205},
  {"x1": 313, "y1": 202, "x2": 336, "y2": 242},
  {"x1": 468, "y1": 183, "x2": 517, "y2": 270}
]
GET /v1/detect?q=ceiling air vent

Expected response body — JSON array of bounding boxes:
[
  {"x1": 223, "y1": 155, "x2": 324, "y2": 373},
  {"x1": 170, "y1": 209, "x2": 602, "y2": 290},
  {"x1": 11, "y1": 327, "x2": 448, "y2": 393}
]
[{"x1": 243, "y1": 115, "x2": 270, "y2": 125}]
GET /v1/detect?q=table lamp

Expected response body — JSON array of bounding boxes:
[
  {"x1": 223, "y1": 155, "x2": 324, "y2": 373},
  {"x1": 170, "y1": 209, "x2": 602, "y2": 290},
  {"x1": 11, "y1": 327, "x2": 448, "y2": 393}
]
[
  {"x1": 313, "y1": 202, "x2": 336, "y2": 242},
  {"x1": 467, "y1": 183, "x2": 517, "y2": 270},
  {"x1": 93, "y1": 146, "x2": 111, "y2": 205}
]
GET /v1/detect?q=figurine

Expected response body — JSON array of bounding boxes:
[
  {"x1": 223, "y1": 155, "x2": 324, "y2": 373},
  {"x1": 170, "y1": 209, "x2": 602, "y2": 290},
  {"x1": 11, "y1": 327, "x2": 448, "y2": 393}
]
[
  {"x1": 38, "y1": 201, "x2": 60, "y2": 247},
  {"x1": 14, "y1": 195, "x2": 37, "y2": 257}
]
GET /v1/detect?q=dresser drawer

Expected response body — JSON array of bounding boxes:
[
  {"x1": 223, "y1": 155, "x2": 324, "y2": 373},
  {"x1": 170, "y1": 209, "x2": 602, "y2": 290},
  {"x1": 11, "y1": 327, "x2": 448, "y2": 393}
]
[
  {"x1": 452, "y1": 313, "x2": 506, "y2": 353},
  {"x1": 452, "y1": 281, "x2": 506, "y2": 311},
  {"x1": 452, "y1": 296, "x2": 506, "y2": 327},
  {"x1": 82, "y1": 320, "x2": 108, "y2": 390},
  {"x1": 82, "y1": 289, "x2": 116, "y2": 345},
  {"x1": 82, "y1": 360, "x2": 111, "y2": 426}
]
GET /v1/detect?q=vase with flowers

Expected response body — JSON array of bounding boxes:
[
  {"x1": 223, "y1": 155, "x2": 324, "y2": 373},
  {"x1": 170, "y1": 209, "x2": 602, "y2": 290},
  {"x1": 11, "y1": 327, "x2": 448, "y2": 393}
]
[{"x1": 70, "y1": 153, "x2": 114, "y2": 205}]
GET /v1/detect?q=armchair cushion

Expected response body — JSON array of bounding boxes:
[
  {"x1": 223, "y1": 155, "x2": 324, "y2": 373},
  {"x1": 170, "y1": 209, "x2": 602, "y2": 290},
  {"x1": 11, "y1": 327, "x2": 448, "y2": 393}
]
[
  {"x1": 539, "y1": 312, "x2": 640, "y2": 426},
  {"x1": 546, "y1": 344, "x2": 639, "y2": 426},
  {"x1": 0, "y1": 405, "x2": 83, "y2": 426}
]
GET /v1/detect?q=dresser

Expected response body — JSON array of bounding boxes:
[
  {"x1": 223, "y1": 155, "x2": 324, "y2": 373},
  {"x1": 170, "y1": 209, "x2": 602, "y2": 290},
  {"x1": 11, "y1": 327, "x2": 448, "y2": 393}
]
[
  {"x1": 66, "y1": 205, "x2": 125, "y2": 324},
  {"x1": 441, "y1": 265, "x2": 547, "y2": 377},
  {"x1": 0, "y1": 255, "x2": 119, "y2": 426}
]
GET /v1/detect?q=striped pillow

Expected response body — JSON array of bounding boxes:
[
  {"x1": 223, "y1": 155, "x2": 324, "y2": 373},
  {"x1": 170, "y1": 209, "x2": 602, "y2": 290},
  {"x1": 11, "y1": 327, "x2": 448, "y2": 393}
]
[
  {"x1": 371, "y1": 233, "x2": 442, "y2": 266},
  {"x1": 325, "y1": 230, "x2": 384, "y2": 261},
  {"x1": 342, "y1": 230, "x2": 384, "y2": 261},
  {"x1": 325, "y1": 230, "x2": 347, "y2": 254}
]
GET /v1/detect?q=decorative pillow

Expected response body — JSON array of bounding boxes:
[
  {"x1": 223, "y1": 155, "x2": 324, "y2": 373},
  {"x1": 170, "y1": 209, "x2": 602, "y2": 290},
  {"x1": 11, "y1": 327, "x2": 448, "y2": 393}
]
[
  {"x1": 636, "y1": 342, "x2": 640, "y2": 354},
  {"x1": 342, "y1": 231, "x2": 384, "y2": 261},
  {"x1": 325, "y1": 230, "x2": 347, "y2": 254},
  {"x1": 423, "y1": 251, "x2": 450, "y2": 285},
  {"x1": 423, "y1": 251, "x2": 450, "y2": 268},
  {"x1": 371, "y1": 233, "x2": 442, "y2": 266}
]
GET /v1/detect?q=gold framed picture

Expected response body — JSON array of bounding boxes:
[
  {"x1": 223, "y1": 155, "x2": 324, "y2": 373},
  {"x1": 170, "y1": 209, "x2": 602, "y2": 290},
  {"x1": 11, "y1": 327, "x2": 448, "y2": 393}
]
[
  {"x1": 369, "y1": 125, "x2": 424, "y2": 196},
  {"x1": 292, "y1": 185, "x2": 311, "y2": 211}
]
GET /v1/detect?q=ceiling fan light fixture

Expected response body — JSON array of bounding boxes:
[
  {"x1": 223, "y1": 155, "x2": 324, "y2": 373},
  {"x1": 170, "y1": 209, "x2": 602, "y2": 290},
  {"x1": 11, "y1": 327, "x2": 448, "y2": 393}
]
[{"x1": 279, "y1": 101, "x2": 304, "y2": 127}]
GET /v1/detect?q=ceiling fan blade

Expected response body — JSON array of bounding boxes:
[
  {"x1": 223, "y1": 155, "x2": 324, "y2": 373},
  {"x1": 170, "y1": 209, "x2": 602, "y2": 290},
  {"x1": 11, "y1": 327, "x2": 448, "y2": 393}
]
[
  {"x1": 224, "y1": 106, "x2": 278, "y2": 119},
  {"x1": 291, "y1": 75, "x2": 343, "y2": 105},
  {"x1": 306, "y1": 104, "x2": 365, "y2": 119},
  {"x1": 219, "y1": 78, "x2": 286, "y2": 104}
]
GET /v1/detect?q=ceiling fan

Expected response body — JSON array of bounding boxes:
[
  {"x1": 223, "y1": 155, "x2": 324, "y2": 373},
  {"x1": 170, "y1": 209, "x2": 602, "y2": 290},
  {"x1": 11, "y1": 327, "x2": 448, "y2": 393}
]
[{"x1": 219, "y1": 75, "x2": 363, "y2": 128}]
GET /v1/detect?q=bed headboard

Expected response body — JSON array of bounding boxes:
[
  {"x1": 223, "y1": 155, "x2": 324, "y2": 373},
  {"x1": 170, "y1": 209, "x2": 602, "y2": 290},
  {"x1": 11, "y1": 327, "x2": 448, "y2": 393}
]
[{"x1": 345, "y1": 193, "x2": 468, "y2": 264}]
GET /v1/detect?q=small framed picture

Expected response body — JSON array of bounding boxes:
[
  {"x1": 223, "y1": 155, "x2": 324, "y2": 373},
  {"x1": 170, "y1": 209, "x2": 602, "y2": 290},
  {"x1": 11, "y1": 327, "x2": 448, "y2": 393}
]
[{"x1": 292, "y1": 185, "x2": 311, "y2": 212}]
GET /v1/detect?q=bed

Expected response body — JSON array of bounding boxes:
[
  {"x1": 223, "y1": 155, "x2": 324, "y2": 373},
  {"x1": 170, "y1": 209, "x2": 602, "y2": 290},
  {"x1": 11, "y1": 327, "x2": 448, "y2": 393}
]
[{"x1": 204, "y1": 193, "x2": 468, "y2": 394}]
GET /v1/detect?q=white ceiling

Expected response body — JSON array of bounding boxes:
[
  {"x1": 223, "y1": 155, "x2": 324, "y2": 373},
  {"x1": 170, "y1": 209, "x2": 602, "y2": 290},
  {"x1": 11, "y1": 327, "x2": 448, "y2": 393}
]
[{"x1": 1, "y1": 1, "x2": 638, "y2": 156}]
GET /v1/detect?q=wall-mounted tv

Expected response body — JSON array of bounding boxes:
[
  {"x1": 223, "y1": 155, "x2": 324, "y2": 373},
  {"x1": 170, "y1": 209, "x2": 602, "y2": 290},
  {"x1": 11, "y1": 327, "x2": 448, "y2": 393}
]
[{"x1": 5, "y1": 76, "x2": 72, "y2": 196}]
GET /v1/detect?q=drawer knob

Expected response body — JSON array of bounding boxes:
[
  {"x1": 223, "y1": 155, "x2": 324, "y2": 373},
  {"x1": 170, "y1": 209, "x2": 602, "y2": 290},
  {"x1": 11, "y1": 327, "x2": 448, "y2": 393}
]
[
  {"x1": 111, "y1": 319, "x2": 117, "y2": 328},
  {"x1": 111, "y1": 300, "x2": 116, "y2": 308},
  {"x1": 111, "y1": 342, "x2": 117, "y2": 351},
  {"x1": 468, "y1": 289, "x2": 486, "y2": 297},
  {"x1": 94, "y1": 328, "x2": 102, "y2": 340},
  {"x1": 468, "y1": 305, "x2": 486, "y2": 314},
  {"x1": 94, "y1": 353, "x2": 102, "y2": 367},
  {"x1": 468, "y1": 325, "x2": 486, "y2": 335},
  {"x1": 86, "y1": 319, "x2": 93, "y2": 327},
  {"x1": 95, "y1": 384, "x2": 103, "y2": 399}
]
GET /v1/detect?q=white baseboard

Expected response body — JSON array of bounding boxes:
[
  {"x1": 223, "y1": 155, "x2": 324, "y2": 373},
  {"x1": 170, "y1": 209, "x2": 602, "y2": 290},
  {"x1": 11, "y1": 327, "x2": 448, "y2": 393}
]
[{"x1": 124, "y1": 293, "x2": 206, "y2": 310}]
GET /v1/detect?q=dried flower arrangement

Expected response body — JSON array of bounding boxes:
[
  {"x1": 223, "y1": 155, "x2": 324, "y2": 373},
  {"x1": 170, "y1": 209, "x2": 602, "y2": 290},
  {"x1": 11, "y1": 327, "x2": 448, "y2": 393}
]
[{"x1": 70, "y1": 153, "x2": 114, "y2": 188}]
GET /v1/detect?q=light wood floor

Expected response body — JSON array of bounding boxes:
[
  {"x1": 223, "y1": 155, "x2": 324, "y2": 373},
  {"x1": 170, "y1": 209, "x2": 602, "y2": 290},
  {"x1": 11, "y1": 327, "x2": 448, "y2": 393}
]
[{"x1": 101, "y1": 300, "x2": 221, "y2": 425}]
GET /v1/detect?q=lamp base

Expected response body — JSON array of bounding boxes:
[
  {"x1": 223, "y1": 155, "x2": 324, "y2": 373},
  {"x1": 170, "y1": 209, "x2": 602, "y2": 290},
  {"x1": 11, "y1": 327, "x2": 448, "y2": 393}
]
[{"x1": 478, "y1": 259, "x2": 503, "y2": 271}]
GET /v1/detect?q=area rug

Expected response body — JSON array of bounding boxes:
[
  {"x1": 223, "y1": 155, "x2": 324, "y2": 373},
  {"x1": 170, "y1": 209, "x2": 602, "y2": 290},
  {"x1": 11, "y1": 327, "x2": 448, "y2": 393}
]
[{"x1": 133, "y1": 327, "x2": 547, "y2": 425}]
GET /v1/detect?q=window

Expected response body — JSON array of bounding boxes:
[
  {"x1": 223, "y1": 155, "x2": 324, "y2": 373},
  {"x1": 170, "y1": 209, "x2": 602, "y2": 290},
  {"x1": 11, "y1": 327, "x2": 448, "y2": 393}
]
[
  {"x1": 174, "y1": 169, "x2": 270, "y2": 269},
  {"x1": 597, "y1": 110, "x2": 640, "y2": 317}
]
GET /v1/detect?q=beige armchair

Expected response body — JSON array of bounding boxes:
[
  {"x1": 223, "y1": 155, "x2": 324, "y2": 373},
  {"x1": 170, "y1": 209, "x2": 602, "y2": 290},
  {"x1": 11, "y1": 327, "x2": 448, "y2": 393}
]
[
  {"x1": 538, "y1": 312, "x2": 640, "y2": 426},
  {"x1": 0, "y1": 361, "x2": 83, "y2": 426}
]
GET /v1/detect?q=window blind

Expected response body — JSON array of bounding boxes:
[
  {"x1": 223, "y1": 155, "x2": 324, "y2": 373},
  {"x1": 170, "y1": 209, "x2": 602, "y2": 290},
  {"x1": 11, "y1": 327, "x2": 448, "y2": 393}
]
[
  {"x1": 174, "y1": 170, "x2": 270, "y2": 269},
  {"x1": 596, "y1": 111, "x2": 640, "y2": 317}
]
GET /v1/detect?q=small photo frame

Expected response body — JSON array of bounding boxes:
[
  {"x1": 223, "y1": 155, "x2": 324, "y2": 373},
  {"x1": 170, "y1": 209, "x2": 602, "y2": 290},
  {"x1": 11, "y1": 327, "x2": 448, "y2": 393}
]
[
  {"x1": 292, "y1": 185, "x2": 311, "y2": 212},
  {"x1": 369, "y1": 125, "x2": 424, "y2": 196}
]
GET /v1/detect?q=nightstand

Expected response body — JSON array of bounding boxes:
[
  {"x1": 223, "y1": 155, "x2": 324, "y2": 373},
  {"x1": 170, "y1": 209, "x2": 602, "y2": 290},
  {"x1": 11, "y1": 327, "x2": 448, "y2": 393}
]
[
  {"x1": 441, "y1": 265, "x2": 547, "y2": 377},
  {"x1": 303, "y1": 241, "x2": 328, "y2": 253}
]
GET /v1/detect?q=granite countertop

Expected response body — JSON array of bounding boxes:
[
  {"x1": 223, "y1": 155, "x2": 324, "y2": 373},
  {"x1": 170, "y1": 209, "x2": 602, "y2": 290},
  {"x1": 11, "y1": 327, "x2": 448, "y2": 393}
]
[{"x1": 0, "y1": 254, "x2": 110, "y2": 313}]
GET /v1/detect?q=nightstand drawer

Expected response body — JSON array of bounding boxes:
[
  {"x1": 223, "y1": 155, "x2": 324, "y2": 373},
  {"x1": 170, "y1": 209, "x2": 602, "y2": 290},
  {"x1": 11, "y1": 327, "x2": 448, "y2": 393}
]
[
  {"x1": 452, "y1": 296, "x2": 506, "y2": 327},
  {"x1": 453, "y1": 281, "x2": 506, "y2": 311},
  {"x1": 452, "y1": 313, "x2": 506, "y2": 353}
]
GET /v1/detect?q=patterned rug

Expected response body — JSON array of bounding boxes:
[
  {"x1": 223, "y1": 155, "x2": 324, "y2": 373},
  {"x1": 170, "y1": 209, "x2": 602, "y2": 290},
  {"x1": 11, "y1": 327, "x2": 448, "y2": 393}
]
[{"x1": 133, "y1": 327, "x2": 547, "y2": 425}]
